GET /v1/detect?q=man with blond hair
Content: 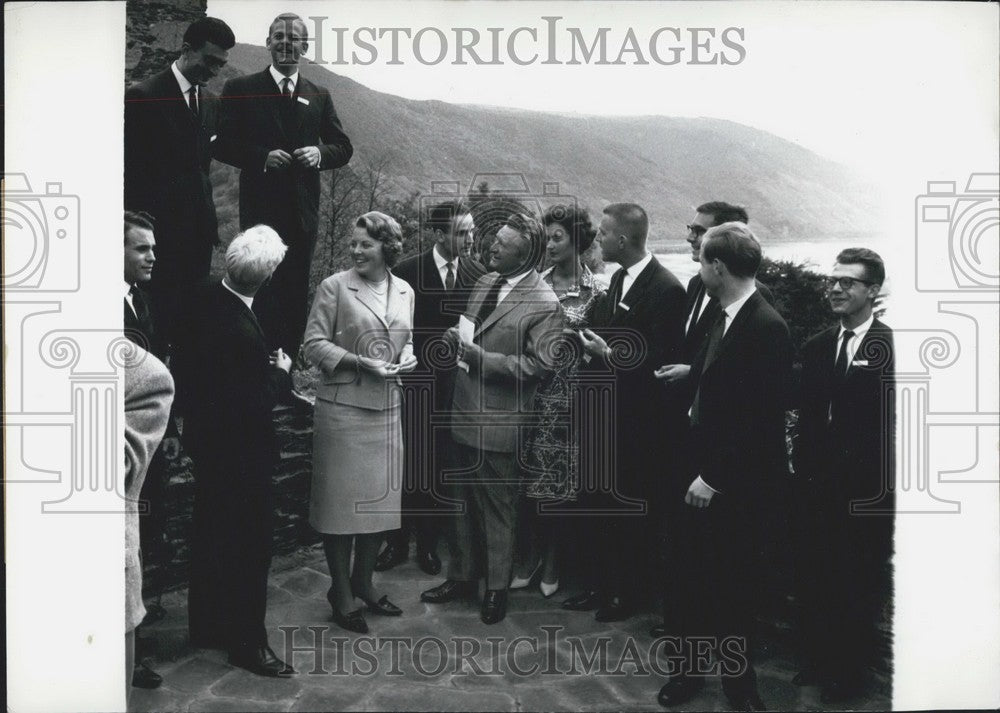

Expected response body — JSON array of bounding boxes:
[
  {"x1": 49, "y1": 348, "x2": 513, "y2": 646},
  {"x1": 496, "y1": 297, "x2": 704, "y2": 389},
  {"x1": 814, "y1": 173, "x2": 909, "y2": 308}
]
[{"x1": 173, "y1": 225, "x2": 296, "y2": 677}]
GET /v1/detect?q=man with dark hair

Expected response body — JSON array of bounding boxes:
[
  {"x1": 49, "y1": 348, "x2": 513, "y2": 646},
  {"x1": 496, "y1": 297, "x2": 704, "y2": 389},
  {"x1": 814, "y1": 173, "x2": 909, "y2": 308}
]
[
  {"x1": 421, "y1": 213, "x2": 561, "y2": 625},
  {"x1": 377, "y1": 200, "x2": 486, "y2": 575},
  {"x1": 125, "y1": 17, "x2": 235, "y2": 341},
  {"x1": 565, "y1": 203, "x2": 687, "y2": 622},
  {"x1": 215, "y1": 12, "x2": 353, "y2": 358},
  {"x1": 173, "y1": 226, "x2": 296, "y2": 678},
  {"x1": 657, "y1": 222, "x2": 792, "y2": 711},
  {"x1": 793, "y1": 247, "x2": 894, "y2": 703}
]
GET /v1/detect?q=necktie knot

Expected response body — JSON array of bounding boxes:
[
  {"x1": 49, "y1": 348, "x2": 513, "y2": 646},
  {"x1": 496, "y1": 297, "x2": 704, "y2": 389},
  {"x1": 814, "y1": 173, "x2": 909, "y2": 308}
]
[{"x1": 445, "y1": 261, "x2": 456, "y2": 291}]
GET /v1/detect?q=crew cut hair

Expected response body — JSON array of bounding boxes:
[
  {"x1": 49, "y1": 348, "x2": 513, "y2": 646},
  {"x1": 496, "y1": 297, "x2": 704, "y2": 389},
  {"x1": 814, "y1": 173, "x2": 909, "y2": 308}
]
[{"x1": 603, "y1": 203, "x2": 648, "y2": 245}]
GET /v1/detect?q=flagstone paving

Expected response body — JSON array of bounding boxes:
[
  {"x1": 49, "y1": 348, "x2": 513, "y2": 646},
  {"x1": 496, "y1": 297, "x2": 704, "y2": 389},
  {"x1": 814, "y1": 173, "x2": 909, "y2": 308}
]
[{"x1": 131, "y1": 545, "x2": 890, "y2": 711}]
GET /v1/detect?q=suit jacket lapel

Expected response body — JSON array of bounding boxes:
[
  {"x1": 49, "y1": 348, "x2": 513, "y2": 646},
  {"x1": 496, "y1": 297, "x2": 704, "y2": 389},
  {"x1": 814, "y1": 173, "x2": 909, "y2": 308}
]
[
  {"x1": 348, "y1": 270, "x2": 390, "y2": 329},
  {"x1": 705, "y1": 291, "x2": 763, "y2": 370},
  {"x1": 476, "y1": 271, "x2": 539, "y2": 338},
  {"x1": 258, "y1": 68, "x2": 290, "y2": 144},
  {"x1": 612, "y1": 259, "x2": 659, "y2": 325},
  {"x1": 384, "y1": 274, "x2": 408, "y2": 328}
]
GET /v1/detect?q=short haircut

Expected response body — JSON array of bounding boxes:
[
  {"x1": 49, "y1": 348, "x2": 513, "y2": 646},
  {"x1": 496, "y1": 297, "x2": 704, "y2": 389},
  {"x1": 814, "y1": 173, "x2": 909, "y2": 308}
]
[
  {"x1": 425, "y1": 199, "x2": 469, "y2": 235},
  {"x1": 543, "y1": 204, "x2": 597, "y2": 254},
  {"x1": 225, "y1": 224, "x2": 288, "y2": 288},
  {"x1": 702, "y1": 222, "x2": 762, "y2": 278},
  {"x1": 504, "y1": 211, "x2": 545, "y2": 267},
  {"x1": 183, "y1": 17, "x2": 236, "y2": 51},
  {"x1": 836, "y1": 247, "x2": 886, "y2": 285},
  {"x1": 603, "y1": 203, "x2": 648, "y2": 245},
  {"x1": 124, "y1": 210, "x2": 155, "y2": 244},
  {"x1": 269, "y1": 12, "x2": 307, "y2": 38},
  {"x1": 356, "y1": 211, "x2": 404, "y2": 267},
  {"x1": 696, "y1": 201, "x2": 749, "y2": 226}
]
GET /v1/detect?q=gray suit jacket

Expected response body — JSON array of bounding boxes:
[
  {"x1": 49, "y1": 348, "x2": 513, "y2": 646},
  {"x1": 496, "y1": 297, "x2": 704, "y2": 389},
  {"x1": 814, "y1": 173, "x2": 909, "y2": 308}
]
[
  {"x1": 124, "y1": 345, "x2": 174, "y2": 631},
  {"x1": 451, "y1": 270, "x2": 562, "y2": 453},
  {"x1": 303, "y1": 269, "x2": 414, "y2": 411}
]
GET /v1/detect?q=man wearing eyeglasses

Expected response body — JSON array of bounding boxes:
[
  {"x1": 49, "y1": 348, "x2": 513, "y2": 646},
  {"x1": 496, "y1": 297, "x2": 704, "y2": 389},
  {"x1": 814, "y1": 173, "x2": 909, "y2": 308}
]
[{"x1": 792, "y1": 248, "x2": 895, "y2": 703}]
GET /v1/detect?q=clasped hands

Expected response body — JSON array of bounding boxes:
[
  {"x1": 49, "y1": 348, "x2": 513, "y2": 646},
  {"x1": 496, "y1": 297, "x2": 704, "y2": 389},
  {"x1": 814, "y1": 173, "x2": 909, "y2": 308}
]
[
  {"x1": 358, "y1": 352, "x2": 418, "y2": 378},
  {"x1": 444, "y1": 326, "x2": 482, "y2": 368},
  {"x1": 265, "y1": 146, "x2": 321, "y2": 170}
]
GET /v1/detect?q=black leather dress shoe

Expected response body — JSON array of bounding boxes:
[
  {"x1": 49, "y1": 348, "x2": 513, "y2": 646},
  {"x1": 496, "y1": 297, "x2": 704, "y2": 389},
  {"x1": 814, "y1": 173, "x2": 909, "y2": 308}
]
[
  {"x1": 649, "y1": 622, "x2": 667, "y2": 638},
  {"x1": 595, "y1": 596, "x2": 633, "y2": 622},
  {"x1": 480, "y1": 589, "x2": 508, "y2": 625},
  {"x1": 416, "y1": 548, "x2": 442, "y2": 576},
  {"x1": 420, "y1": 579, "x2": 477, "y2": 603},
  {"x1": 561, "y1": 590, "x2": 601, "y2": 611},
  {"x1": 360, "y1": 594, "x2": 403, "y2": 616},
  {"x1": 374, "y1": 544, "x2": 408, "y2": 572},
  {"x1": 131, "y1": 661, "x2": 162, "y2": 689},
  {"x1": 657, "y1": 676, "x2": 703, "y2": 707},
  {"x1": 228, "y1": 644, "x2": 296, "y2": 677},
  {"x1": 331, "y1": 606, "x2": 369, "y2": 634}
]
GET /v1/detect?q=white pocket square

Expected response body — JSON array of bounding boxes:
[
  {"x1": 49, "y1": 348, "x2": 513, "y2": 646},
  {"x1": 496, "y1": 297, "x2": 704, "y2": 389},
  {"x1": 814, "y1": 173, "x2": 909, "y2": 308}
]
[
  {"x1": 297, "y1": 96, "x2": 310, "y2": 106},
  {"x1": 210, "y1": 134, "x2": 217, "y2": 142},
  {"x1": 617, "y1": 301, "x2": 630, "y2": 311},
  {"x1": 852, "y1": 359, "x2": 869, "y2": 366}
]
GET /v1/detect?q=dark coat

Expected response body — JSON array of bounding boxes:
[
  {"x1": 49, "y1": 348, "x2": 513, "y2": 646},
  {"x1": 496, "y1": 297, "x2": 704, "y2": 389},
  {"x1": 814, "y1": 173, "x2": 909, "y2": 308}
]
[{"x1": 124, "y1": 68, "x2": 219, "y2": 287}]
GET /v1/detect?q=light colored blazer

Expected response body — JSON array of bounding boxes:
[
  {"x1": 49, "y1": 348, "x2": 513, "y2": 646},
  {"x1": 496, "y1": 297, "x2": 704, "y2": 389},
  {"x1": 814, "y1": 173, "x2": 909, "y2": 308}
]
[
  {"x1": 304, "y1": 268, "x2": 415, "y2": 410},
  {"x1": 124, "y1": 344, "x2": 174, "y2": 631},
  {"x1": 452, "y1": 269, "x2": 563, "y2": 453}
]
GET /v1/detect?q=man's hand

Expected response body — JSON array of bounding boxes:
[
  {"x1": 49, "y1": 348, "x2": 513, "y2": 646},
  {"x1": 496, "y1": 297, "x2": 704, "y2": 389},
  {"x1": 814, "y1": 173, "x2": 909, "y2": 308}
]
[
  {"x1": 578, "y1": 328, "x2": 610, "y2": 359},
  {"x1": 161, "y1": 436, "x2": 181, "y2": 460},
  {"x1": 265, "y1": 149, "x2": 293, "y2": 170},
  {"x1": 293, "y1": 146, "x2": 321, "y2": 169},
  {"x1": 271, "y1": 348, "x2": 292, "y2": 373},
  {"x1": 684, "y1": 476, "x2": 716, "y2": 508},
  {"x1": 654, "y1": 363, "x2": 691, "y2": 383}
]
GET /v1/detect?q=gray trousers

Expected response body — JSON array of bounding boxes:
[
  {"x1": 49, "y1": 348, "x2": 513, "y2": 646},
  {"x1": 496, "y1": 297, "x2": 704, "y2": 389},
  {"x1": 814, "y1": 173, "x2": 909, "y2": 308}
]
[{"x1": 446, "y1": 443, "x2": 520, "y2": 590}]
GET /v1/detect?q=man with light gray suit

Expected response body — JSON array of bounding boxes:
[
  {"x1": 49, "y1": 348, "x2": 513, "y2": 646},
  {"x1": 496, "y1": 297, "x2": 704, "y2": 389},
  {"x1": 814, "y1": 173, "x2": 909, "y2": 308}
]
[{"x1": 420, "y1": 212, "x2": 562, "y2": 624}]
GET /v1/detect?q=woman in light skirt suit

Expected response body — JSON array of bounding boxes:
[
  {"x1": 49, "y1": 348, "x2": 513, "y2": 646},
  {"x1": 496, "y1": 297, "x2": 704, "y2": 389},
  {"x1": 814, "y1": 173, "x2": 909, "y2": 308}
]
[{"x1": 303, "y1": 211, "x2": 416, "y2": 633}]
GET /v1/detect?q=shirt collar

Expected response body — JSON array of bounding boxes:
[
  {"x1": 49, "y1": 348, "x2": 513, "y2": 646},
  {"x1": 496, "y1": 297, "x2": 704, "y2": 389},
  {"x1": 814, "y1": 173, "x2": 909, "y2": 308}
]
[
  {"x1": 722, "y1": 287, "x2": 756, "y2": 322},
  {"x1": 432, "y1": 244, "x2": 457, "y2": 271},
  {"x1": 503, "y1": 269, "x2": 532, "y2": 288},
  {"x1": 625, "y1": 252, "x2": 654, "y2": 280},
  {"x1": 222, "y1": 278, "x2": 254, "y2": 311},
  {"x1": 171, "y1": 61, "x2": 194, "y2": 96},
  {"x1": 269, "y1": 65, "x2": 299, "y2": 91},
  {"x1": 839, "y1": 313, "x2": 874, "y2": 341},
  {"x1": 124, "y1": 281, "x2": 134, "y2": 300}
]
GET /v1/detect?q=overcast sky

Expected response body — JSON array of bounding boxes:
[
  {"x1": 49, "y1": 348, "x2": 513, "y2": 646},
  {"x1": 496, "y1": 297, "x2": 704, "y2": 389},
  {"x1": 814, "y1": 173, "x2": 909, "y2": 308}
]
[{"x1": 210, "y1": 1, "x2": 997, "y2": 183}]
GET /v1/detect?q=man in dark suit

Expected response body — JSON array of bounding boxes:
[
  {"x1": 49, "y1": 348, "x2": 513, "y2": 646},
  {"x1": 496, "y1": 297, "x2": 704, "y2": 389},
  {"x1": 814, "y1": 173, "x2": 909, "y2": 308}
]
[
  {"x1": 172, "y1": 225, "x2": 295, "y2": 678},
  {"x1": 657, "y1": 222, "x2": 792, "y2": 711},
  {"x1": 377, "y1": 200, "x2": 486, "y2": 575},
  {"x1": 124, "y1": 17, "x2": 235, "y2": 340},
  {"x1": 420, "y1": 213, "x2": 562, "y2": 624},
  {"x1": 215, "y1": 12, "x2": 354, "y2": 357},
  {"x1": 563, "y1": 203, "x2": 687, "y2": 623},
  {"x1": 793, "y1": 248, "x2": 895, "y2": 703}
]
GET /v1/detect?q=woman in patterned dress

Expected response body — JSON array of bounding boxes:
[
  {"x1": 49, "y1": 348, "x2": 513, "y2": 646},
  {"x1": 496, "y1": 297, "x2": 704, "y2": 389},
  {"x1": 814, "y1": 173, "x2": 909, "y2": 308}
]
[{"x1": 510, "y1": 204, "x2": 606, "y2": 597}]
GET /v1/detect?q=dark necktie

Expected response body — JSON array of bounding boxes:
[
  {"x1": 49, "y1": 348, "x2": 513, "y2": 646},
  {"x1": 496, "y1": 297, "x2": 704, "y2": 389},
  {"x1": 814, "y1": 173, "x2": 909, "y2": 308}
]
[
  {"x1": 445, "y1": 261, "x2": 455, "y2": 291},
  {"x1": 474, "y1": 277, "x2": 506, "y2": 339},
  {"x1": 609, "y1": 268, "x2": 625, "y2": 312},
  {"x1": 690, "y1": 312, "x2": 726, "y2": 426},
  {"x1": 281, "y1": 77, "x2": 293, "y2": 101},
  {"x1": 188, "y1": 86, "x2": 199, "y2": 117},
  {"x1": 687, "y1": 283, "x2": 706, "y2": 334},
  {"x1": 834, "y1": 329, "x2": 855, "y2": 382}
]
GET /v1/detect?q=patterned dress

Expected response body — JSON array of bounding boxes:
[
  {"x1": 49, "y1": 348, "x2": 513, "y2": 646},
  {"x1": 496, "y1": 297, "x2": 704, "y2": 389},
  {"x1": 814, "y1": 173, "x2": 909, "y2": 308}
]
[{"x1": 523, "y1": 266, "x2": 607, "y2": 501}]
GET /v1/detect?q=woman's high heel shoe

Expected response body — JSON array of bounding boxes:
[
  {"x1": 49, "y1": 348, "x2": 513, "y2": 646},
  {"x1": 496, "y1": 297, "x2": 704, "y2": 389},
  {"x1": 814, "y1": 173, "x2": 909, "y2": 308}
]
[
  {"x1": 509, "y1": 560, "x2": 543, "y2": 590},
  {"x1": 328, "y1": 590, "x2": 369, "y2": 633},
  {"x1": 540, "y1": 579, "x2": 560, "y2": 598}
]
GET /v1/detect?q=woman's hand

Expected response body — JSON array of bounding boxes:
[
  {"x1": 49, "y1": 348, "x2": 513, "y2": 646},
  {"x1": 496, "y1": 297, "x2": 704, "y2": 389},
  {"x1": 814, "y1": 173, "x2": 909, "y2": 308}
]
[
  {"x1": 391, "y1": 353, "x2": 419, "y2": 374},
  {"x1": 357, "y1": 355, "x2": 390, "y2": 377}
]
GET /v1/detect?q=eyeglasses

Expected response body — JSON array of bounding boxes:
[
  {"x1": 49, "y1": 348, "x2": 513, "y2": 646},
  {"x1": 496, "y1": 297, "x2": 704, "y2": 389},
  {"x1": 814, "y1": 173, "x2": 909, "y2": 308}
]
[
  {"x1": 686, "y1": 224, "x2": 708, "y2": 236},
  {"x1": 825, "y1": 276, "x2": 873, "y2": 290}
]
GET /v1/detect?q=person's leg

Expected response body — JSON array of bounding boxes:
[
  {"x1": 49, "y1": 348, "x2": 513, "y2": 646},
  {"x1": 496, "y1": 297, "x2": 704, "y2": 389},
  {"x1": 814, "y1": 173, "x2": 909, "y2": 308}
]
[
  {"x1": 475, "y1": 453, "x2": 520, "y2": 591},
  {"x1": 351, "y1": 532, "x2": 388, "y2": 601},
  {"x1": 322, "y1": 534, "x2": 357, "y2": 614}
]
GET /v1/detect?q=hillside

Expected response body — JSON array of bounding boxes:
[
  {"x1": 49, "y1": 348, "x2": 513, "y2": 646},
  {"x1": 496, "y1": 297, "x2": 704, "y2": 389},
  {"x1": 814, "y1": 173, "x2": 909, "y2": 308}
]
[{"x1": 206, "y1": 43, "x2": 880, "y2": 246}]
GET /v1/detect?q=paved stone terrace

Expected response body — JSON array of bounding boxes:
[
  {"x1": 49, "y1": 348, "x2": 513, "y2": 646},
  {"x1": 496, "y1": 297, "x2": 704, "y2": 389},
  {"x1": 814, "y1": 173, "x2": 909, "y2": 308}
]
[{"x1": 131, "y1": 545, "x2": 890, "y2": 712}]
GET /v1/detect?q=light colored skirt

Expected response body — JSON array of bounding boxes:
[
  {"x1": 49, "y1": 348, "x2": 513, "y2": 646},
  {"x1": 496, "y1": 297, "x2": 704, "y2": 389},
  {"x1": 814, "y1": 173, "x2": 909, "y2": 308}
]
[{"x1": 309, "y1": 398, "x2": 402, "y2": 534}]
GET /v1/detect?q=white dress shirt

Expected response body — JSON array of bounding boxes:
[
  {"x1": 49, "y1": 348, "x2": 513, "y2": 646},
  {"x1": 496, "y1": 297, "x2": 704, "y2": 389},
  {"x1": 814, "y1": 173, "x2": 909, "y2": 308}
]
[
  {"x1": 222, "y1": 279, "x2": 254, "y2": 311},
  {"x1": 498, "y1": 269, "x2": 532, "y2": 304},
  {"x1": 619, "y1": 252, "x2": 654, "y2": 301},
  {"x1": 171, "y1": 62, "x2": 196, "y2": 109},
  {"x1": 835, "y1": 314, "x2": 874, "y2": 365},
  {"x1": 432, "y1": 245, "x2": 459, "y2": 288},
  {"x1": 719, "y1": 287, "x2": 757, "y2": 337},
  {"x1": 124, "y1": 281, "x2": 137, "y2": 316},
  {"x1": 269, "y1": 65, "x2": 299, "y2": 94}
]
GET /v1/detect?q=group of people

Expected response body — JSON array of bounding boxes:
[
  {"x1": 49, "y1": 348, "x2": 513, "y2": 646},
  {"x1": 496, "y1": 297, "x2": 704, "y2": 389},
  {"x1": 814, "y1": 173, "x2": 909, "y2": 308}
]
[{"x1": 122, "y1": 11, "x2": 896, "y2": 712}]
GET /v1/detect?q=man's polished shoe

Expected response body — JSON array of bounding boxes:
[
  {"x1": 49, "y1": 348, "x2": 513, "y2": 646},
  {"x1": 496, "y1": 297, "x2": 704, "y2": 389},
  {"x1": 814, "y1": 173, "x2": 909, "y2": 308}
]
[
  {"x1": 649, "y1": 622, "x2": 667, "y2": 638},
  {"x1": 227, "y1": 644, "x2": 296, "y2": 677},
  {"x1": 359, "y1": 594, "x2": 403, "y2": 616},
  {"x1": 416, "y1": 548, "x2": 442, "y2": 576},
  {"x1": 131, "y1": 661, "x2": 163, "y2": 689},
  {"x1": 480, "y1": 589, "x2": 508, "y2": 625},
  {"x1": 657, "y1": 676, "x2": 703, "y2": 707},
  {"x1": 725, "y1": 691, "x2": 766, "y2": 711},
  {"x1": 420, "y1": 579, "x2": 477, "y2": 603},
  {"x1": 561, "y1": 590, "x2": 601, "y2": 611},
  {"x1": 595, "y1": 596, "x2": 633, "y2": 622},
  {"x1": 374, "y1": 544, "x2": 408, "y2": 572}
]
